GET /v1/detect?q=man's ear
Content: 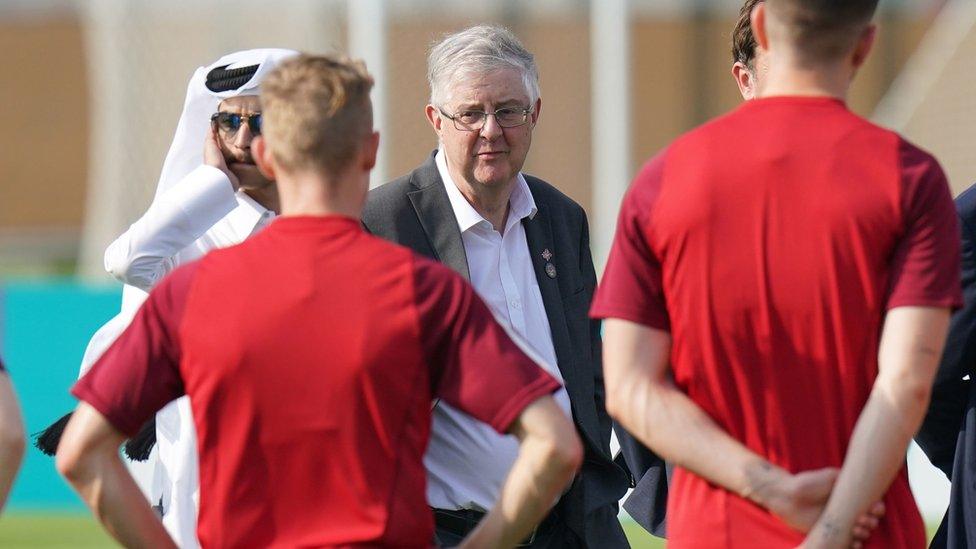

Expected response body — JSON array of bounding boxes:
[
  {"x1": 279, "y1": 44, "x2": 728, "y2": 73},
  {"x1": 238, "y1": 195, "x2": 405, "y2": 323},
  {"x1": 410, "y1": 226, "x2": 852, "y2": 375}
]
[
  {"x1": 752, "y1": 2, "x2": 769, "y2": 52},
  {"x1": 362, "y1": 131, "x2": 380, "y2": 171},
  {"x1": 530, "y1": 97, "x2": 542, "y2": 127},
  {"x1": 851, "y1": 24, "x2": 877, "y2": 70},
  {"x1": 425, "y1": 104, "x2": 444, "y2": 134},
  {"x1": 252, "y1": 136, "x2": 276, "y2": 181},
  {"x1": 732, "y1": 62, "x2": 756, "y2": 100}
]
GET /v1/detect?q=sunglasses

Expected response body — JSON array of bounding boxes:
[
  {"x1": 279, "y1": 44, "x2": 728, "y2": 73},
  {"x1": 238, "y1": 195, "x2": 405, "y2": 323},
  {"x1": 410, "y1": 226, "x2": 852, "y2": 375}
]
[{"x1": 211, "y1": 111, "x2": 262, "y2": 136}]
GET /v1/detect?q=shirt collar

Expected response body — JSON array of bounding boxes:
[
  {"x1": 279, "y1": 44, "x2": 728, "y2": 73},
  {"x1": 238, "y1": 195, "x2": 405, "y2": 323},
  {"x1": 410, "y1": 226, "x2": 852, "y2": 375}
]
[
  {"x1": 223, "y1": 190, "x2": 275, "y2": 236},
  {"x1": 435, "y1": 148, "x2": 537, "y2": 235}
]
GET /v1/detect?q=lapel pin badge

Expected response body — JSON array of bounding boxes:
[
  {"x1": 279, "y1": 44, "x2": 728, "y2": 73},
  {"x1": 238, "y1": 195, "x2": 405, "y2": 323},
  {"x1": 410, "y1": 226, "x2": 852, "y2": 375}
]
[{"x1": 542, "y1": 249, "x2": 557, "y2": 279}]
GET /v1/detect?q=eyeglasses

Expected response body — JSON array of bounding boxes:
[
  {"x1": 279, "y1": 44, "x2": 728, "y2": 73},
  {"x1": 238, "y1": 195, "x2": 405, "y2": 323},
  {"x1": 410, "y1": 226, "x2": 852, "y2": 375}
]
[
  {"x1": 211, "y1": 111, "x2": 262, "y2": 136},
  {"x1": 438, "y1": 106, "x2": 533, "y2": 131}
]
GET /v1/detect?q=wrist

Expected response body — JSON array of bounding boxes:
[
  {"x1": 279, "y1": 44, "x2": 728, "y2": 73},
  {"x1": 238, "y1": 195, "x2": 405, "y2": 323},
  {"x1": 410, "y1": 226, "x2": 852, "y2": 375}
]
[
  {"x1": 740, "y1": 459, "x2": 789, "y2": 510},
  {"x1": 805, "y1": 517, "x2": 851, "y2": 549}
]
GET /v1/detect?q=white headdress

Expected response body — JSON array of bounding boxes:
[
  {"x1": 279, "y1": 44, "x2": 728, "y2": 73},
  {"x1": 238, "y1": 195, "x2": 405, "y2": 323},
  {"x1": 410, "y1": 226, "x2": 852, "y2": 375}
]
[
  {"x1": 153, "y1": 48, "x2": 299, "y2": 200},
  {"x1": 78, "y1": 48, "x2": 298, "y2": 377}
]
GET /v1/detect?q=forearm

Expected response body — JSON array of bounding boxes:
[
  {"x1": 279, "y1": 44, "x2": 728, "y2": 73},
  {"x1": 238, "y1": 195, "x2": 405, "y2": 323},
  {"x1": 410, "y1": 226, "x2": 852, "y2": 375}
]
[
  {"x1": 58, "y1": 404, "x2": 176, "y2": 548},
  {"x1": 65, "y1": 453, "x2": 175, "y2": 548},
  {"x1": 807, "y1": 306, "x2": 949, "y2": 547},
  {"x1": 610, "y1": 373, "x2": 784, "y2": 508},
  {"x1": 462, "y1": 434, "x2": 580, "y2": 548},
  {"x1": 806, "y1": 383, "x2": 928, "y2": 546},
  {"x1": 105, "y1": 166, "x2": 237, "y2": 289}
]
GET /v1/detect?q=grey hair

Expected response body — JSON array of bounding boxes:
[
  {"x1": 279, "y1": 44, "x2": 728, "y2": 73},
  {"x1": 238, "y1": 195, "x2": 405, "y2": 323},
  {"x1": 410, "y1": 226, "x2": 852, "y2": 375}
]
[{"x1": 427, "y1": 25, "x2": 540, "y2": 108}]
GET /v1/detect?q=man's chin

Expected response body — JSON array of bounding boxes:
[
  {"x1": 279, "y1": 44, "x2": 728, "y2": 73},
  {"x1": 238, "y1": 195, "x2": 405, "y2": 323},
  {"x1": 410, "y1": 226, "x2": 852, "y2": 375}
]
[
  {"x1": 239, "y1": 177, "x2": 275, "y2": 191},
  {"x1": 229, "y1": 163, "x2": 273, "y2": 190},
  {"x1": 471, "y1": 167, "x2": 514, "y2": 189}
]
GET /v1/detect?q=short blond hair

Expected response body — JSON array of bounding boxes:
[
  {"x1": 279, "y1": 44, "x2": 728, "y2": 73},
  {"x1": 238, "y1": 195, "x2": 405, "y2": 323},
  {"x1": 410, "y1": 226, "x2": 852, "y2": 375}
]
[{"x1": 260, "y1": 54, "x2": 374, "y2": 176}]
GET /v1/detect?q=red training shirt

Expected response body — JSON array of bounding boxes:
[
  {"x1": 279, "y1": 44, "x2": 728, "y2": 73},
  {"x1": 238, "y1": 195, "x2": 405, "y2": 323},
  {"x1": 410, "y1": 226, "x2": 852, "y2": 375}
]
[
  {"x1": 74, "y1": 216, "x2": 560, "y2": 548},
  {"x1": 591, "y1": 97, "x2": 961, "y2": 548}
]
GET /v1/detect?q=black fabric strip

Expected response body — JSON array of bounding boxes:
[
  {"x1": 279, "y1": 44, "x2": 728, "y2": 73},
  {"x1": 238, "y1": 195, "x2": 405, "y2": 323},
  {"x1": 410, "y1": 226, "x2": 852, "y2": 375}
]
[{"x1": 206, "y1": 63, "x2": 260, "y2": 93}]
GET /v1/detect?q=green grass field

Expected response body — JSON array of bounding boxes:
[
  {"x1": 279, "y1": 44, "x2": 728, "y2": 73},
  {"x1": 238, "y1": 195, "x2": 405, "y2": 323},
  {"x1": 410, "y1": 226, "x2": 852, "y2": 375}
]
[
  {"x1": 0, "y1": 514, "x2": 115, "y2": 548},
  {"x1": 0, "y1": 514, "x2": 665, "y2": 548}
]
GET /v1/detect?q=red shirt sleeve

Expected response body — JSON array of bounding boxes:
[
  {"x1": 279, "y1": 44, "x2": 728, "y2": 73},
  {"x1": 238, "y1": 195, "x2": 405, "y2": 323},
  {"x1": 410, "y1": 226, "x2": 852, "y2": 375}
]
[
  {"x1": 590, "y1": 152, "x2": 671, "y2": 330},
  {"x1": 886, "y1": 142, "x2": 963, "y2": 310},
  {"x1": 71, "y1": 261, "x2": 198, "y2": 436},
  {"x1": 412, "y1": 257, "x2": 561, "y2": 433}
]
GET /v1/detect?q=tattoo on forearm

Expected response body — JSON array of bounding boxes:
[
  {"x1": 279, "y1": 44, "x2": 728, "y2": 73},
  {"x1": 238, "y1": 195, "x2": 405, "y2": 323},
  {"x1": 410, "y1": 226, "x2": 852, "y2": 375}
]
[
  {"x1": 742, "y1": 459, "x2": 775, "y2": 503},
  {"x1": 818, "y1": 518, "x2": 842, "y2": 542}
]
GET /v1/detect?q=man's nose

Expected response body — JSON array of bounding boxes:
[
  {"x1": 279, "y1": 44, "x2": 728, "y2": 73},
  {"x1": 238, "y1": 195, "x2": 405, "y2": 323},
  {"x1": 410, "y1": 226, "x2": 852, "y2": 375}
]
[
  {"x1": 479, "y1": 113, "x2": 503, "y2": 141},
  {"x1": 233, "y1": 121, "x2": 253, "y2": 148}
]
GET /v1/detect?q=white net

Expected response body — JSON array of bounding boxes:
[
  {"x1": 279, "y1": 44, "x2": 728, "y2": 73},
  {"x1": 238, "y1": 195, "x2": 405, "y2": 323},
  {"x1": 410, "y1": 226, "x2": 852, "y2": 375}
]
[{"x1": 874, "y1": 0, "x2": 976, "y2": 196}]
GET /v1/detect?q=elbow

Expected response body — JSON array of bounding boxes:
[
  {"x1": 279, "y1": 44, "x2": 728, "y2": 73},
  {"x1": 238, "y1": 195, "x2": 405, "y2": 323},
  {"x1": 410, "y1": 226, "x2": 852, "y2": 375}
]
[
  {"x1": 104, "y1": 253, "x2": 155, "y2": 290},
  {"x1": 605, "y1": 375, "x2": 640, "y2": 425},
  {"x1": 55, "y1": 434, "x2": 89, "y2": 486},
  {"x1": 605, "y1": 384, "x2": 625, "y2": 422},
  {"x1": 103, "y1": 254, "x2": 128, "y2": 283},
  {"x1": 879, "y1": 373, "x2": 935, "y2": 427},
  {"x1": 544, "y1": 424, "x2": 584, "y2": 483},
  {"x1": 900, "y1": 376, "x2": 934, "y2": 416}
]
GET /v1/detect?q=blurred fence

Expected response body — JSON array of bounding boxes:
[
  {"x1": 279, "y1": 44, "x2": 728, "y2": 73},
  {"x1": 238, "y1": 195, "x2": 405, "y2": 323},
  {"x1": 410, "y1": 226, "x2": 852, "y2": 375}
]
[
  {"x1": 875, "y1": 0, "x2": 976, "y2": 196},
  {"x1": 0, "y1": 0, "x2": 945, "y2": 276}
]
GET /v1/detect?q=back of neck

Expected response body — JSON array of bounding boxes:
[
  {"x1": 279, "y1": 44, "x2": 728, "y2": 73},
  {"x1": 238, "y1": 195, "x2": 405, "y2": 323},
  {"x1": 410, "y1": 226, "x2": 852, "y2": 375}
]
[
  {"x1": 758, "y1": 59, "x2": 852, "y2": 101},
  {"x1": 277, "y1": 173, "x2": 365, "y2": 219}
]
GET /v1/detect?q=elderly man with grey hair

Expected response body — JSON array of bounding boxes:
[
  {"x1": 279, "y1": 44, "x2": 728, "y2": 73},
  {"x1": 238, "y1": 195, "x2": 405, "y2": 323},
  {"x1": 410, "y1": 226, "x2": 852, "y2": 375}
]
[{"x1": 363, "y1": 25, "x2": 630, "y2": 548}]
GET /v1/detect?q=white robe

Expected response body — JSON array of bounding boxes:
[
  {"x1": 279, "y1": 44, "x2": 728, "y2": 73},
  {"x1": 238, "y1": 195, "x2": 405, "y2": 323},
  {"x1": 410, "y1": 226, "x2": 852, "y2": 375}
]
[
  {"x1": 76, "y1": 47, "x2": 297, "y2": 548},
  {"x1": 81, "y1": 165, "x2": 273, "y2": 547}
]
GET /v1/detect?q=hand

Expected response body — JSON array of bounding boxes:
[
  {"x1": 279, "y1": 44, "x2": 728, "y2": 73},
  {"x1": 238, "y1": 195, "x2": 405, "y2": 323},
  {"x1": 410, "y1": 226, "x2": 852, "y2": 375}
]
[
  {"x1": 203, "y1": 127, "x2": 240, "y2": 190},
  {"x1": 766, "y1": 467, "x2": 839, "y2": 533},
  {"x1": 792, "y1": 499, "x2": 886, "y2": 549},
  {"x1": 849, "y1": 501, "x2": 885, "y2": 549}
]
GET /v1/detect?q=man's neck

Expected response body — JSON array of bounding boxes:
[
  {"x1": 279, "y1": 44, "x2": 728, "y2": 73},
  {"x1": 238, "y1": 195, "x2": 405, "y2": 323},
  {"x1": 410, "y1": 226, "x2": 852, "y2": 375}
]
[
  {"x1": 757, "y1": 57, "x2": 853, "y2": 101},
  {"x1": 243, "y1": 185, "x2": 280, "y2": 214},
  {"x1": 277, "y1": 172, "x2": 365, "y2": 219},
  {"x1": 447, "y1": 164, "x2": 516, "y2": 234}
]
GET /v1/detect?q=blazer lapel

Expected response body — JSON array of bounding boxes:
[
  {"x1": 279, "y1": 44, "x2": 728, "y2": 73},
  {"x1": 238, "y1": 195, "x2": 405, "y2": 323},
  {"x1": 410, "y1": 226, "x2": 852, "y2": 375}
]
[
  {"x1": 406, "y1": 155, "x2": 471, "y2": 281},
  {"x1": 522, "y1": 203, "x2": 584, "y2": 404}
]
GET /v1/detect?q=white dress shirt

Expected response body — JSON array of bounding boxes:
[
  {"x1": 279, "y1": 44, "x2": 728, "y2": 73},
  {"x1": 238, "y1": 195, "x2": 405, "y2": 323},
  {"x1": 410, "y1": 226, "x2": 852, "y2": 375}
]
[
  {"x1": 95, "y1": 164, "x2": 274, "y2": 548},
  {"x1": 425, "y1": 150, "x2": 573, "y2": 512}
]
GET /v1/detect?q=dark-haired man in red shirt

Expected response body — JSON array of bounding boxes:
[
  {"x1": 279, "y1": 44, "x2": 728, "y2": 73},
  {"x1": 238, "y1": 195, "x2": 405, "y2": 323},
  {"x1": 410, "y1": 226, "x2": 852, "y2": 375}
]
[
  {"x1": 56, "y1": 54, "x2": 582, "y2": 549},
  {"x1": 593, "y1": 1, "x2": 961, "y2": 548}
]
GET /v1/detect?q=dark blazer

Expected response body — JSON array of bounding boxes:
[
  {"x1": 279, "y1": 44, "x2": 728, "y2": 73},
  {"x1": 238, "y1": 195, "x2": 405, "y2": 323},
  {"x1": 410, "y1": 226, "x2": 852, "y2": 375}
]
[
  {"x1": 616, "y1": 431, "x2": 670, "y2": 537},
  {"x1": 916, "y1": 183, "x2": 976, "y2": 549},
  {"x1": 362, "y1": 152, "x2": 630, "y2": 547}
]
